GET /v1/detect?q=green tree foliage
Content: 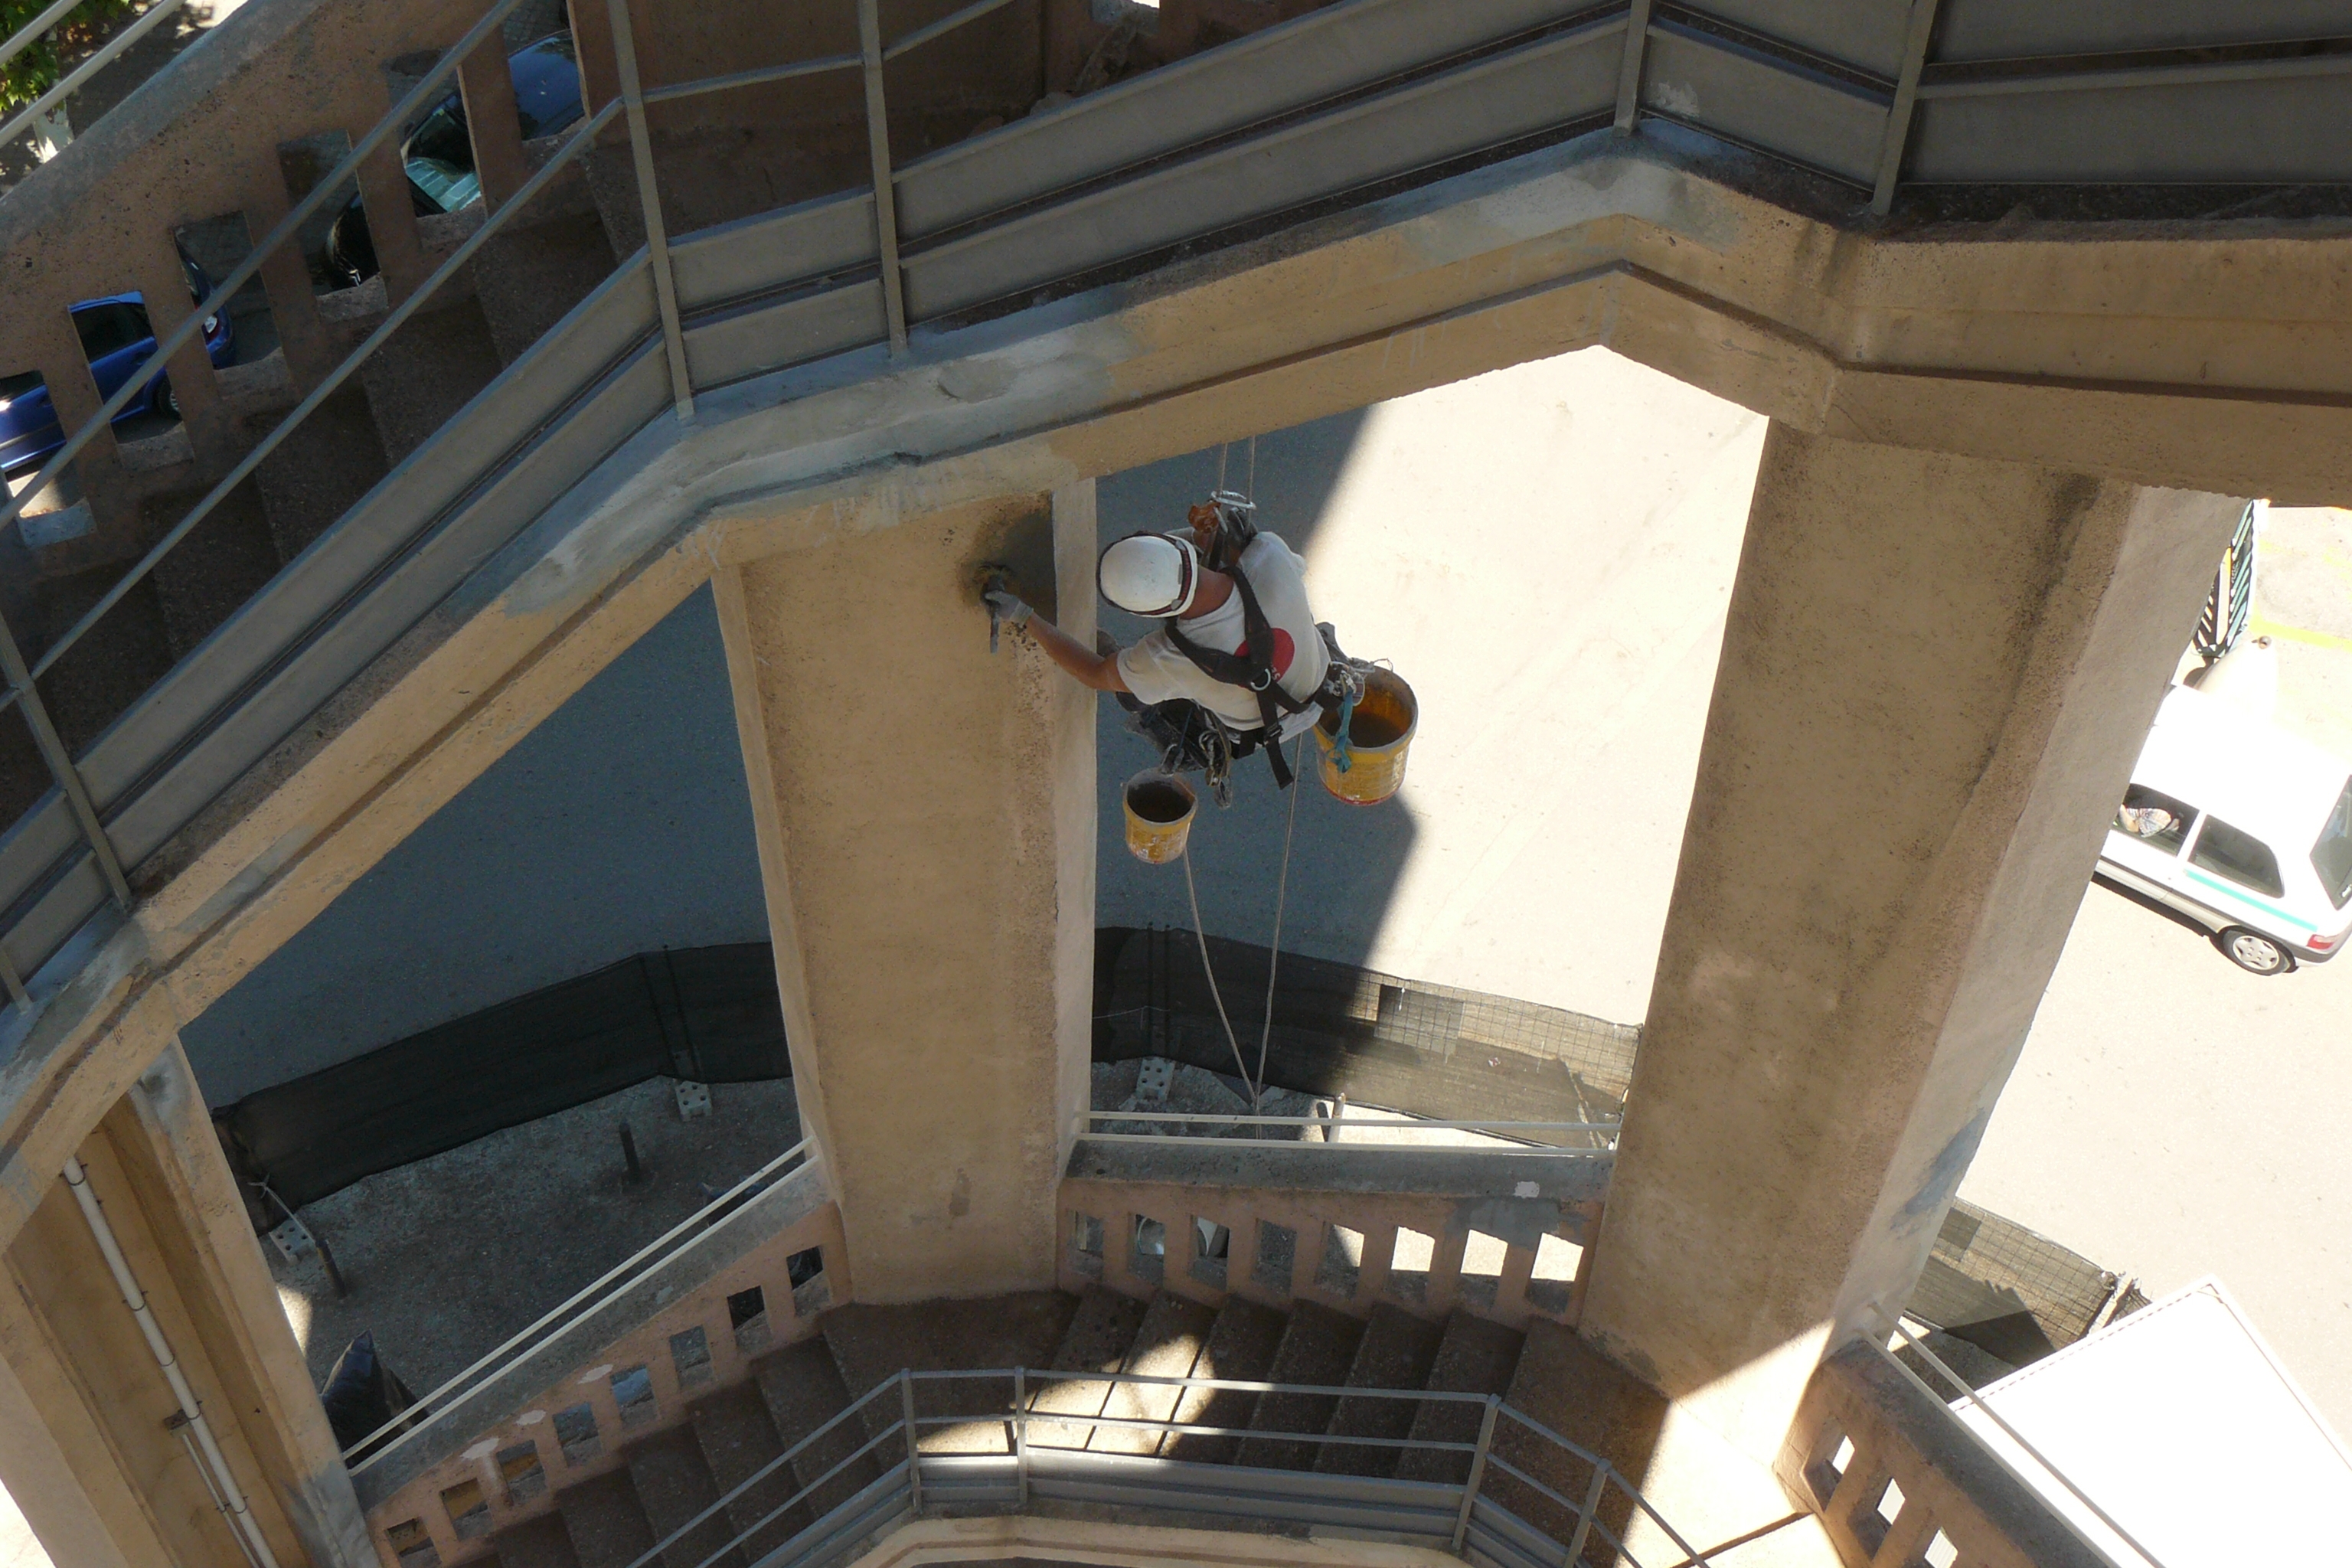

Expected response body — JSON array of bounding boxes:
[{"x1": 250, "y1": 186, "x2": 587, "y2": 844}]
[{"x1": 2, "y1": 0, "x2": 142, "y2": 116}]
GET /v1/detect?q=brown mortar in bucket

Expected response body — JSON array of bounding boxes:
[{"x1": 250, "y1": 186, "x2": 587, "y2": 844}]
[{"x1": 1126, "y1": 778, "x2": 1194, "y2": 823}]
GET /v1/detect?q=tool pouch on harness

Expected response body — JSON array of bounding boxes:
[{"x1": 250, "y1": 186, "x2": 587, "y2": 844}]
[{"x1": 1163, "y1": 557, "x2": 1364, "y2": 791}]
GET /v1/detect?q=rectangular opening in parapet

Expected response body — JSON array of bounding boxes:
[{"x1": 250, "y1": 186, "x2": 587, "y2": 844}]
[
  {"x1": 1315, "y1": 1223, "x2": 1364, "y2": 1298},
  {"x1": 1804, "y1": 1428, "x2": 1852, "y2": 1505},
  {"x1": 1189, "y1": 1216, "x2": 1230, "y2": 1289},
  {"x1": 729, "y1": 1285, "x2": 771, "y2": 1354},
  {"x1": 612, "y1": 1363, "x2": 657, "y2": 1429},
  {"x1": 552, "y1": 1401, "x2": 600, "y2": 1465},
  {"x1": 277, "y1": 131, "x2": 365, "y2": 300},
  {"x1": 1851, "y1": 1475, "x2": 1898, "y2": 1557},
  {"x1": 1252, "y1": 1220, "x2": 1295, "y2": 1293},
  {"x1": 789, "y1": 1243, "x2": 830, "y2": 1315},
  {"x1": 175, "y1": 212, "x2": 283, "y2": 400},
  {"x1": 669, "y1": 1325, "x2": 712, "y2": 1390},
  {"x1": 1922, "y1": 1529, "x2": 1959, "y2": 1568},
  {"x1": 1387, "y1": 1226, "x2": 1435, "y2": 1306},
  {"x1": 1129, "y1": 1214, "x2": 1166, "y2": 1283},
  {"x1": 497, "y1": 1440, "x2": 547, "y2": 1504},
  {"x1": 385, "y1": 1518, "x2": 440, "y2": 1568},
  {"x1": 1459, "y1": 1230, "x2": 1507, "y2": 1312},
  {"x1": 1071, "y1": 1209, "x2": 1106, "y2": 1279},
  {"x1": 1525, "y1": 1232, "x2": 1583, "y2": 1319},
  {"x1": 439, "y1": 1478, "x2": 491, "y2": 1540},
  {"x1": 1, "y1": 370, "x2": 98, "y2": 551}
]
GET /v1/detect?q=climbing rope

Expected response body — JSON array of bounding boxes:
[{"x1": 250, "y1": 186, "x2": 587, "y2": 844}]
[
  {"x1": 1181, "y1": 843, "x2": 1256, "y2": 1100},
  {"x1": 1251, "y1": 732, "x2": 1305, "y2": 1116}
]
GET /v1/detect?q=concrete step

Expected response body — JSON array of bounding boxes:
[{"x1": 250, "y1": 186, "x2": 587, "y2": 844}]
[
  {"x1": 1094, "y1": 1291, "x2": 1217, "y2": 1455},
  {"x1": 250, "y1": 387, "x2": 392, "y2": 563},
  {"x1": 754, "y1": 1338, "x2": 879, "y2": 1521},
  {"x1": 139, "y1": 482, "x2": 283, "y2": 658},
  {"x1": 1160, "y1": 1296, "x2": 1287, "y2": 1465},
  {"x1": 554, "y1": 1470, "x2": 657, "y2": 1568},
  {"x1": 1026, "y1": 1285, "x2": 1148, "y2": 1451},
  {"x1": 1396, "y1": 1313, "x2": 1524, "y2": 1485},
  {"x1": 1314, "y1": 1303, "x2": 1447, "y2": 1478},
  {"x1": 488, "y1": 1512, "x2": 580, "y2": 1568},
  {"x1": 356, "y1": 296, "x2": 506, "y2": 467},
  {"x1": 823, "y1": 1293, "x2": 1077, "y2": 1458},
  {"x1": 1233, "y1": 1301, "x2": 1364, "y2": 1473},
  {"x1": 626, "y1": 1427, "x2": 745, "y2": 1568},
  {"x1": 691, "y1": 1380, "x2": 813, "y2": 1558},
  {"x1": 1488, "y1": 1319, "x2": 1667, "y2": 1550},
  {"x1": 469, "y1": 209, "x2": 620, "y2": 368},
  {"x1": 32, "y1": 566, "x2": 175, "y2": 757}
]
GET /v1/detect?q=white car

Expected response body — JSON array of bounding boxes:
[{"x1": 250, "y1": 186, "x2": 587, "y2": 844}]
[{"x1": 2098, "y1": 684, "x2": 2352, "y2": 974}]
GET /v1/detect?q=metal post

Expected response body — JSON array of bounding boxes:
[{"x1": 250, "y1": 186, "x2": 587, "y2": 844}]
[
  {"x1": 1450, "y1": 1396, "x2": 1501, "y2": 1552},
  {"x1": 855, "y1": 0, "x2": 910, "y2": 354},
  {"x1": 1870, "y1": 0, "x2": 1942, "y2": 214},
  {"x1": 0, "y1": 616, "x2": 132, "y2": 910},
  {"x1": 900, "y1": 1371, "x2": 923, "y2": 1514},
  {"x1": 1014, "y1": 1367, "x2": 1030, "y2": 1509},
  {"x1": 1612, "y1": 0, "x2": 1653, "y2": 136},
  {"x1": 0, "y1": 942, "x2": 28, "y2": 1008},
  {"x1": 603, "y1": 0, "x2": 695, "y2": 418},
  {"x1": 1562, "y1": 1459, "x2": 1610, "y2": 1568}
]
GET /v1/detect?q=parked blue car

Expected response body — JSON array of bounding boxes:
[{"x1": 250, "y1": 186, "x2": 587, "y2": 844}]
[{"x1": 0, "y1": 250, "x2": 236, "y2": 473}]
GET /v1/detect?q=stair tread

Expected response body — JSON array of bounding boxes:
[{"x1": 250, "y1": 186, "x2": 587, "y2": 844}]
[
  {"x1": 487, "y1": 1511, "x2": 579, "y2": 1568},
  {"x1": 1234, "y1": 1301, "x2": 1364, "y2": 1472},
  {"x1": 469, "y1": 210, "x2": 620, "y2": 368},
  {"x1": 1161, "y1": 1297, "x2": 1287, "y2": 1465},
  {"x1": 33, "y1": 566, "x2": 175, "y2": 760},
  {"x1": 1027, "y1": 1285, "x2": 1148, "y2": 1446},
  {"x1": 692, "y1": 1381, "x2": 813, "y2": 1557},
  {"x1": 626, "y1": 1427, "x2": 743, "y2": 1568},
  {"x1": 1397, "y1": 1313, "x2": 1526, "y2": 1484},
  {"x1": 140, "y1": 482, "x2": 281, "y2": 658},
  {"x1": 1094, "y1": 1291, "x2": 1217, "y2": 1455},
  {"x1": 357, "y1": 296, "x2": 505, "y2": 467},
  {"x1": 554, "y1": 1471, "x2": 655, "y2": 1568},
  {"x1": 1488, "y1": 1319, "x2": 1667, "y2": 1548},
  {"x1": 823, "y1": 1292, "x2": 1076, "y2": 1458},
  {"x1": 1314, "y1": 1303, "x2": 1449, "y2": 1478},
  {"x1": 755, "y1": 1338, "x2": 878, "y2": 1519},
  {"x1": 250, "y1": 387, "x2": 391, "y2": 562}
]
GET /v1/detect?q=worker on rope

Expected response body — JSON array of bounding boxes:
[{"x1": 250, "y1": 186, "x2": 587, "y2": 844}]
[{"x1": 985, "y1": 491, "x2": 1354, "y2": 798}]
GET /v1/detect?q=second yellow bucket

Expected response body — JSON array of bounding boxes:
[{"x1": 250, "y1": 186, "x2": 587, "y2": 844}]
[
  {"x1": 1122, "y1": 770, "x2": 1198, "y2": 863},
  {"x1": 1314, "y1": 668, "x2": 1418, "y2": 806}
]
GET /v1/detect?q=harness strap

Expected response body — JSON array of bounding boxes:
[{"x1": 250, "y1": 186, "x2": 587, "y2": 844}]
[{"x1": 1163, "y1": 559, "x2": 1312, "y2": 789}]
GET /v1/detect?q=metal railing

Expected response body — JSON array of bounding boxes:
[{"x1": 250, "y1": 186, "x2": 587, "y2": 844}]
[
  {"x1": 340, "y1": 1136, "x2": 812, "y2": 1472},
  {"x1": 565, "y1": 1363, "x2": 1715, "y2": 1568},
  {"x1": 1083, "y1": 1110, "x2": 1621, "y2": 1153},
  {"x1": 0, "y1": 0, "x2": 189, "y2": 155},
  {"x1": 0, "y1": 0, "x2": 1032, "y2": 1007}
]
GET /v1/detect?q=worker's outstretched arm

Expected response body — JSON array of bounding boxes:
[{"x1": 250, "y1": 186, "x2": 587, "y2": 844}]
[{"x1": 1024, "y1": 614, "x2": 1129, "y2": 692}]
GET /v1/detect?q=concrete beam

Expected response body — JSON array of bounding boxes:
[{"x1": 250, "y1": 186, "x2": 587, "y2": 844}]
[{"x1": 1577, "y1": 424, "x2": 2239, "y2": 1469}]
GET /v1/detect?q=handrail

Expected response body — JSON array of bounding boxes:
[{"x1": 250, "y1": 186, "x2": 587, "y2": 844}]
[
  {"x1": 1082, "y1": 1109, "x2": 1619, "y2": 1152},
  {"x1": 341, "y1": 1136, "x2": 812, "y2": 1468},
  {"x1": 0, "y1": 0, "x2": 188, "y2": 154},
  {"x1": 1086, "y1": 1114, "x2": 1620, "y2": 1130},
  {"x1": 594, "y1": 1364, "x2": 1716, "y2": 1568}
]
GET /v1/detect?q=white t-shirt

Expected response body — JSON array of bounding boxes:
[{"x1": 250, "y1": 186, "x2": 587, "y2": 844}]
[{"x1": 1117, "y1": 532, "x2": 1328, "y2": 731}]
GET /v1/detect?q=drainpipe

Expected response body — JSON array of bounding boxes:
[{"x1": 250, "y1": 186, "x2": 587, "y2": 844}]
[{"x1": 61, "y1": 1156, "x2": 283, "y2": 1568}]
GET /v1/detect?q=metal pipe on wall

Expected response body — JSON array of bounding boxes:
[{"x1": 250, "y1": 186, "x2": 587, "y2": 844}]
[{"x1": 60, "y1": 1155, "x2": 283, "y2": 1568}]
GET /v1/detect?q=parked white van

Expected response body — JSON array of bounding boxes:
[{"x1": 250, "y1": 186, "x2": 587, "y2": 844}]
[{"x1": 2099, "y1": 684, "x2": 2352, "y2": 974}]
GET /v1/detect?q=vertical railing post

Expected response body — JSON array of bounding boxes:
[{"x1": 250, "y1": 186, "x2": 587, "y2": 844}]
[
  {"x1": 855, "y1": 0, "x2": 910, "y2": 354},
  {"x1": 1014, "y1": 1367, "x2": 1030, "y2": 1510},
  {"x1": 900, "y1": 1371, "x2": 924, "y2": 1514},
  {"x1": 603, "y1": 0, "x2": 695, "y2": 418},
  {"x1": 0, "y1": 622, "x2": 132, "y2": 913},
  {"x1": 1612, "y1": 0, "x2": 1653, "y2": 135},
  {"x1": 1562, "y1": 1458, "x2": 1610, "y2": 1568},
  {"x1": 1450, "y1": 1396, "x2": 1500, "y2": 1553}
]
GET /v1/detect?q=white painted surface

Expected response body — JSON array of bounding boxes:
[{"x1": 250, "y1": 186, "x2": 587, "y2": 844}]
[{"x1": 1954, "y1": 1279, "x2": 2352, "y2": 1568}]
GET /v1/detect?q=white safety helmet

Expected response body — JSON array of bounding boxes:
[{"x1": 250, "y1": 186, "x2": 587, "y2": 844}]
[{"x1": 1098, "y1": 532, "x2": 1200, "y2": 618}]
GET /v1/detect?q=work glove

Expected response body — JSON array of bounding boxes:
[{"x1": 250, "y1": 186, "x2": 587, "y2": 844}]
[{"x1": 984, "y1": 586, "x2": 1034, "y2": 629}]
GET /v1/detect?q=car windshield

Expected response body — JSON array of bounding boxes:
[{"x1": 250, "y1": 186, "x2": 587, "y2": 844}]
[
  {"x1": 2312, "y1": 776, "x2": 2352, "y2": 910},
  {"x1": 406, "y1": 157, "x2": 482, "y2": 214}
]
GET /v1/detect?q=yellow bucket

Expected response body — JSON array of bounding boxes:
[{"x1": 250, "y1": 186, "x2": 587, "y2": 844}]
[
  {"x1": 1314, "y1": 668, "x2": 1417, "y2": 806},
  {"x1": 1122, "y1": 771, "x2": 1198, "y2": 864}
]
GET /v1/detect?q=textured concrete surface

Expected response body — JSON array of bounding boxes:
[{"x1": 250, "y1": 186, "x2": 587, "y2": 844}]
[
  {"x1": 181, "y1": 584, "x2": 769, "y2": 1105},
  {"x1": 270, "y1": 1076, "x2": 799, "y2": 1392}
]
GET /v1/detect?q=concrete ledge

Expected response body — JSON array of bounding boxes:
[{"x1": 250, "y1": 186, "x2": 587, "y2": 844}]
[
  {"x1": 845, "y1": 1512, "x2": 1464, "y2": 1568},
  {"x1": 1066, "y1": 1137, "x2": 1611, "y2": 1207}
]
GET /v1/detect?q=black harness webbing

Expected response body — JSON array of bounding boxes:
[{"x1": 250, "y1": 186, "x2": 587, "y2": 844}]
[{"x1": 1163, "y1": 559, "x2": 1315, "y2": 789}]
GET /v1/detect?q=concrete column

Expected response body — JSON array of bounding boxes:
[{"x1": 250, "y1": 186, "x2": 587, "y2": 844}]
[
  {"x1": 1579, "y1": 425, "x2": 2238, "y2": 1466},
  {"x1": 716, "y1": 487, "x2": 1096, "y2": 1300}
]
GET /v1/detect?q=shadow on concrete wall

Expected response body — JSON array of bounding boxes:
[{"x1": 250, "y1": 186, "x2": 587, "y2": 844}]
[
  {"x1": 180, "y1": 583, "x2": 771, "y2": 1106},
  {"x1": 1093, "y1": 407, "x2": 1420, "y2": 975}
]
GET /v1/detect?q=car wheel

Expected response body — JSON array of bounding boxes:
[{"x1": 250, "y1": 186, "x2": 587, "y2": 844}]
[
  {"x1": 156, "y1": 381, "x2": 179, "y2": 420},
  {"x1": 2218, "y1": 926, "x2": 2295, "y2": 975}
]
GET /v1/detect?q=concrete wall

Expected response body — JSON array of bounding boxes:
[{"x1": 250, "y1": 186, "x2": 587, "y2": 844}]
[
  {"x1": 717, "y1": 492, "x2": 1094, "y2": 1300},
  {"x1": 179, "y1": 585, "x2": 767, "y2": 1106},
  {"x1": 1579, "y1": 426, "x2": 2239, "y2": 1468}
]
